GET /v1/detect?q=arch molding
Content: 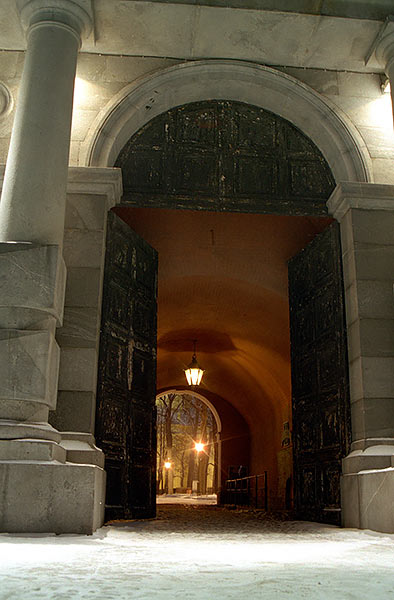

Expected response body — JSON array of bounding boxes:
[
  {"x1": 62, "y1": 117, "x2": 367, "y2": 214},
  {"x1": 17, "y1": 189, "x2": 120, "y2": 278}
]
[{"x1": 81, "y1": 60, "x2": 372, "y2": 184}]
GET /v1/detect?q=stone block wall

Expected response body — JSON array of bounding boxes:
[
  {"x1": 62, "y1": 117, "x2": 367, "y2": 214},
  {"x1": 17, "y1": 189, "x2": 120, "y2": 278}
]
[
  {"x1": 276, "y1": 67, "x2": 394, "y2": 185},
  {"x1": 0, "y1": 166, "x2": 118, "y2": 534},
  {"x1": 328, "y1": 182, "x2": 394, "y2": 533},
  {"x1": 328, "y1": 183, "x2": 394, "y2": 444},
  {"x1": 0, "y1": 50, "x2": 394, "y2": 184},
  {"x1": 50, "y1": 168, "x2": 122, "y2": 433},
  {"x1": 0, "y1": 165, "x2": 122, "y2": 435}
]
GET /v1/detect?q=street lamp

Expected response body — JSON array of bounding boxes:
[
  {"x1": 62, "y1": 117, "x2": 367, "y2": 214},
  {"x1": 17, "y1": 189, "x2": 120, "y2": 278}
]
[
  {"x1": 164, "y1": 459, "x2": 173, "y2": 494},
  {"x1": 192, "y1": 441, "x2": 206, "y2": 496},
  {"x1": 194, "y1": 442, "x2": 205, "y2": 453},
  {"x1": 184, "y1": 339, "x2": 204, "y2": 386}
]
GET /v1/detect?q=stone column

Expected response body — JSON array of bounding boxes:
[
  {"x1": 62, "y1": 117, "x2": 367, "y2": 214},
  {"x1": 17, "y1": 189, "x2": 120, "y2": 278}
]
[
  {"x1": 327, "y1": 183, "x2": 394, "y2": 534},
  {"x1": 0, "y1": 1, "x2": 106, "y2": 534},
  {"x1": 375, "y1": 18, "x2": 394, "y2": 121},
  {"x1": 0, "y1": 0, "x2": 91, "y2": 244}
]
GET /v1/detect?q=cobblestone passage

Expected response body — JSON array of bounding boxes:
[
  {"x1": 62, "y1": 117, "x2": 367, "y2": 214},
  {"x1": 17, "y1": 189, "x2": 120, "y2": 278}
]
[{"x1": 129, "y1": 504, "x2": 293, "y2": 534}]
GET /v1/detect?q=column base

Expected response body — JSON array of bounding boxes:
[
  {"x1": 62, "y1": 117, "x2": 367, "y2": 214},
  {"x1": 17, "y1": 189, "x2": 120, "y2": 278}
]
[
  {"x1": 0, "y1": 420, "x2": 61, "y2": 442},
  {"x1": 0, "y1": 460, "x2": 106, "y2": 534},
  {"x1": 59, "y1": 432, "x2": 105, "y2": 468},
  {"x1": 341, "y1": 443, "x2": 394, "y2": 533},
  {"x1": 0, "y1": 438, "x2": 66, "y2": 461}
]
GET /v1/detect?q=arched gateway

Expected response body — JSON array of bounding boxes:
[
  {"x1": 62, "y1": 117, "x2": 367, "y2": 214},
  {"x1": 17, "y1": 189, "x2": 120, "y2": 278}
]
[
  {"x1": 92, "y1": 65, "x2": 365, "y2": 523},
  {"x1": 1, "y1": 0, "x2": 393, "y2": 538},
  {"x1": 156, "y1": 389, "x2": 222, "y2": 495}
]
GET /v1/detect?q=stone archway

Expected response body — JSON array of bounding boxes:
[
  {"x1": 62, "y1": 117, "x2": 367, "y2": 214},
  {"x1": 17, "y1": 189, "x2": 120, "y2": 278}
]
[
  {"x1": 159, "y1": 388, "x2": 222, "y2": 435},
  {"x1": 92, "y1": 63, "x2": 372, "y2": 522},
  {"x1": 80, "y1": 60, "x2": 372, "y2": 184},
  {"x1": 156, "y1": 388, "x2": 222, "y2": 494}
]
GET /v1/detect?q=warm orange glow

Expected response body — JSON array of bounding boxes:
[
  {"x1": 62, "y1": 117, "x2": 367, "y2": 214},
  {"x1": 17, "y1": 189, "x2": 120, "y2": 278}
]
[
  {"x1": 185, "y1": 366, "x2": 204, "y2": 386},
  {"x1": 164, "y1": 461, "x2": 172, "y2": 469},
  {"x1": 116, "y1": 207, "x2": 332, "y2": 509},
  {"x1": 194, "y1": 442, "x2": 205, "y2": 453}
]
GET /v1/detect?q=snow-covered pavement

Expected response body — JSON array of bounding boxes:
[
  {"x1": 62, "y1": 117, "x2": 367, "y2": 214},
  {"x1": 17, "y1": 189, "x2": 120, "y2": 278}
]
[
  {"x1": 1, "y1": 505, "x2": 394, "y2": 599},
  {"x1": 156, "y1": 493, "x2": 217, "y2": 504}
]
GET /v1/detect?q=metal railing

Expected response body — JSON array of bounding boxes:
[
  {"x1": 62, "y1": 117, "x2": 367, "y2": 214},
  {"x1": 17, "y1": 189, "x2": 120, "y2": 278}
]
[{"x1": 224, "y1": 472, "x2": 268, "y2": 510}]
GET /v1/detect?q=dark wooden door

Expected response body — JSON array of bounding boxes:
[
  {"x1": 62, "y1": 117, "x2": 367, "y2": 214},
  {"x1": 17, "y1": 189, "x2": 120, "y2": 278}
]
[
  {"x1": 115, "y1": 100, "x2": 335, "y2": 216},
  {"x1": 95, "y1": 211, "x2": 158, "y2": 521},
  {"x1": 288, "y1": 222, "x2": 351, "y2": 525}
]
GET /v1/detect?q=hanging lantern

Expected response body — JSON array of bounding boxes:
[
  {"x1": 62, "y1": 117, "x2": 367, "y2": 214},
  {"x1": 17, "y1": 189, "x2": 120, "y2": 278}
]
[{"x1": 184, "y1": 339, "x2": 204, "y2": 386}]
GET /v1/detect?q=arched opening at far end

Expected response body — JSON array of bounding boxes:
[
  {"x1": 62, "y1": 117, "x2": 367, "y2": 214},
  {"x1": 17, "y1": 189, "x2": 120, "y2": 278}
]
[{"x1": 156, "y1": 390, "x2": 222, "y2": 502}]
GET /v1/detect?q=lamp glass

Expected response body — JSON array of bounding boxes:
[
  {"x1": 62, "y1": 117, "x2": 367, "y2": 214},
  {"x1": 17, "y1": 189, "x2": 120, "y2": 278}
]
[
  {"x1": 185, "y1": 366, "x2": 204, "y2": 386},
  {"x1": 184, "y1": 341, "x2": 204, "y2": 385}
]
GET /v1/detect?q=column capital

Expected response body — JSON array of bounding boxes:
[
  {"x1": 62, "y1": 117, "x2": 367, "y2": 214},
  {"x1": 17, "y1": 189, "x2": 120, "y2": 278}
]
[
  {"x1": 366, "y1": 16, "x2": 394, "y2": 72},
  {"x1": 16, "y1": 0, "x2": 93, "y2": 40},
  {"x1": 327, "y1": 182, "x2": 394, "y2": 221},
  {"x1": 376, "y1": 19, "x2": 394, "y2": 72}
]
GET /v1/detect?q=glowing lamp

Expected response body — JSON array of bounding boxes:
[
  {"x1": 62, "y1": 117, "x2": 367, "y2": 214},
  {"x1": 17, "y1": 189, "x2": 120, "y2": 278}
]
[
  {"x1": 194, "y1": 442, "x2": 205, "y2": 453},
  {"x1": 184, "y1": 340, "x2": 204, "y2": 386},
  {"x1": 164, "y1": 461, "x2": 172, "y2": 469}
]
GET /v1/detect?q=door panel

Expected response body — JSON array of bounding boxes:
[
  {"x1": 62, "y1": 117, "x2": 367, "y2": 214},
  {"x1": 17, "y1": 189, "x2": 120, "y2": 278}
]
[
  {"x1": 115, "y1": 100, "x2": 335, "y2": 216},
  {"x1": 95, "y1": 211, "x2": 158, "y2": 521},
  {"x1": 288, "y1": 222, "x2": 351, "y2": 525}
]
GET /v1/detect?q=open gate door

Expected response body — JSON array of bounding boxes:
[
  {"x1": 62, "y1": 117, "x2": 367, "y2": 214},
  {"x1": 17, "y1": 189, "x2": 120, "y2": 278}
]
[
  {"x1": 288, "y1": 222, "x2": 351, "y2": 525},
  {"x1": 95, "y1": 211, "x2": 158, "y2": 521}
]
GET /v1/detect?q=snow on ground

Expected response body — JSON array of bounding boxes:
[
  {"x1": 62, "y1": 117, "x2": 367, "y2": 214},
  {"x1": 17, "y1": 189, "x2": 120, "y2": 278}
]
[
  {"x1": 1, "y1": 505, "x2": 394, "y2": 600},
  {"x1": 156, "y1": 493, "x2": 217, "y2": 504}
]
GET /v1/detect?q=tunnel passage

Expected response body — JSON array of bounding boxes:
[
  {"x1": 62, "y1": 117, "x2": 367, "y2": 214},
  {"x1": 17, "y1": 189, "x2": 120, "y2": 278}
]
[{"x1": 113, "y1": 206, "x2": 334, "y2": 510}]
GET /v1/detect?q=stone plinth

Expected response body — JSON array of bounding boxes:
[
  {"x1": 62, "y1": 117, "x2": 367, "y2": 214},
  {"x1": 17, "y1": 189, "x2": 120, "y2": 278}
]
[
  {"x1": 0, "y1": 461, "x2": 105, "y2": 534},
  {"x1": 60, "y1": 432, "x2": 105, "y2": 468},
  {"x1": 0, "y1": 238, "x2": 106, "y2": 534},
  {"x1": 342, "y1": 465, "x2": 394, "y2": 533}
]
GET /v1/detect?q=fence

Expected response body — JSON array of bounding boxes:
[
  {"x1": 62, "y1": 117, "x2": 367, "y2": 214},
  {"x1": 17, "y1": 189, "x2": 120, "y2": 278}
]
[{"x1": 224, "y1": 473, "x2": 268, "y2": 510}]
